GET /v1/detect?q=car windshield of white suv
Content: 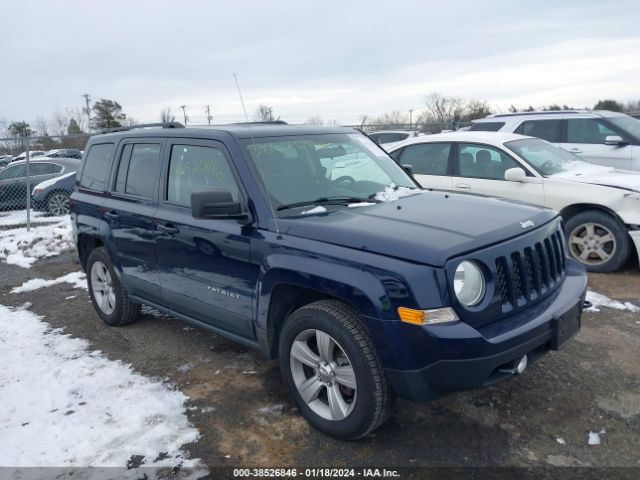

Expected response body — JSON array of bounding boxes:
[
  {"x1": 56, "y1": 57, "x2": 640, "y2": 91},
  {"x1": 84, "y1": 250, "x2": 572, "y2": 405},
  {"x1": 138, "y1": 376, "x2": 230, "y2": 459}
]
[
  {"x1": 607, "y1": 114, "x2": 640, "y2": 141},
  {"x1": 505, "y1": 138, "x2": 610, "y2": 177},
  {"x1": 242, "y1": 133, "x2": 419, "y2": 214}
]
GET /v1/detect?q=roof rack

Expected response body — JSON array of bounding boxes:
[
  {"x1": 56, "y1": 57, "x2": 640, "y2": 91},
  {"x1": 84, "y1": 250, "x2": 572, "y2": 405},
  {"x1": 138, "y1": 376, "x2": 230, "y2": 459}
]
[
  {"x1": 99, "y1": 122, "x2": 185, "y2": 134},
  {"x1": 490, "y1": 110, "x2": 584, "y2": 118},
  {"x1": 232, "y1": 120, "x2": 288, "y2": 125}
]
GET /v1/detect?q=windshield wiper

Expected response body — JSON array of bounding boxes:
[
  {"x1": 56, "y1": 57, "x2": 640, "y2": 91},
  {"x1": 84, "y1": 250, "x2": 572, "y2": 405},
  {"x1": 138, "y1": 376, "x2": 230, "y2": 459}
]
[{"x1": 277, "y1": 196, "x2": 381, "y2": 211}]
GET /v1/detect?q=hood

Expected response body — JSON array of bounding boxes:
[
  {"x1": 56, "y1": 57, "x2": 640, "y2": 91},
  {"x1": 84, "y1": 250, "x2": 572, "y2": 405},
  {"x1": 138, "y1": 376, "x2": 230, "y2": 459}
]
[
  {"x1": 278, "y1": 191, "x2": 557, "y2": 266},
  {"x1": 551, "y1": 167, "x2": 640, "y2": 192}
]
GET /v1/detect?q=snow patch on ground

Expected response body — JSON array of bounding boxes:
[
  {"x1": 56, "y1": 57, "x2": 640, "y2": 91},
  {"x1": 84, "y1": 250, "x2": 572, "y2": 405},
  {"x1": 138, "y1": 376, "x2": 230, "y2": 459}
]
[
  {"x1": 0, "y1": 217, "x2": 73, "y2": 268},
  {"x1": 588, "y1": 431, "x2": 601, "y2": 445},
  {"x1": 586, "y1": 290, "x2": 640, "y2": 313},
  {"x1": 374, "y1": 185, "x2": 421, "y2": 202},
  {"x1": 11, "y1": 271, "x2": 87, "y2": 293},
  {"x1": 0, "y1": 209, "x2": 68, "y2": 227},
  {"x1": 0, "y1": 304, "x2": 204, "y2": 469}
]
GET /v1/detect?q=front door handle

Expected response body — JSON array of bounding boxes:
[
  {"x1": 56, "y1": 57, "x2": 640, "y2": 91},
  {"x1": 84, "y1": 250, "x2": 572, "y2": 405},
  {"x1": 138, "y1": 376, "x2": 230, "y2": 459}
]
[
  {"x1": 157, "y1": 223, "x2": 179, "y2": 235},
  {"x1": 569, "y1": 148, "x2": 583, "y2": 154},
  {"x1": 104, "y1": 211, "x2": 119, "y2": 220},
  {"x1": 455, "y1": 183, "x2": 471, "y2": 190}
]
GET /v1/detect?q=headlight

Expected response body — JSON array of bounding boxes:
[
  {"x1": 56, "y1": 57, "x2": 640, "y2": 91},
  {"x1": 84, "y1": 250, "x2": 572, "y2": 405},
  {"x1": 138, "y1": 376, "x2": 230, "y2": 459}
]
[{"x1": 453, "y1": 261, "x2": 486, "y2": 307}]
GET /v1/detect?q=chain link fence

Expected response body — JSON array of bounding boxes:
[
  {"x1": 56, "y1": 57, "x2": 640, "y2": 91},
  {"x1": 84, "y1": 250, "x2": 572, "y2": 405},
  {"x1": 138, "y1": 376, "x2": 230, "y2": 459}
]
[{"x1": 0, "y1": 133, "x2": 88, "y2": 230}]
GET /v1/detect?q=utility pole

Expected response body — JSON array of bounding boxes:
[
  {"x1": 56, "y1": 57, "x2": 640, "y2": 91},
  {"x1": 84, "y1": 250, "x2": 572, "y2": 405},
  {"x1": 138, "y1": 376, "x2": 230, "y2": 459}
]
[
  {"x1": 180, "y1": 105, "x2": 188, "y2": 126},
  {"x1": 409, "y1": 109, "x2": 414, "y2": 130},
  {"x1": 204, "y1": 105, "x2": 212, "y2": 125},
  {"x1": 82, "y1": 93, "x2": 91, "y2": 132}
]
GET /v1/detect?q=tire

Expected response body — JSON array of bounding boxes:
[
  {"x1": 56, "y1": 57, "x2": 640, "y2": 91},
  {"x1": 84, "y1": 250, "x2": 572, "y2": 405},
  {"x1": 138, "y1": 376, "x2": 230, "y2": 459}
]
[
  {"x1": 278, "y1": 300, "x2": 391, "y2": 440},
  {"x1": 47, "y1": 191, "x2": 70, "y2": 216},
  {"x1": 564, "y1": 210, "x2": 631, "y2": 273},
  {"x1": 86, "y1": 247, "x2": 140, "y2": 326}
]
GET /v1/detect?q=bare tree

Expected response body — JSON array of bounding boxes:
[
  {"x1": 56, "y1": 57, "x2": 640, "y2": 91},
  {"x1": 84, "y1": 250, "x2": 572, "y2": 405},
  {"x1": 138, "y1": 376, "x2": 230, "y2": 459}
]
[
  {"x1": 424, "y1": 93, "x2": 464, "y2": 124},
  {"x1": 52, "y1": 110, "x2": 69, "y2": 136},
  {"x1": 160, "y1": 107, "x2": 176, "y2": 123},
  {"x1": 34, "y1": 116, "x2": 49, "y2": 136},
  {"x1": 254, "y1": 104, "x2": 278, "y2": 122},
  {"x1": 305, "y1": 115, "x2": 324, "y2": 126}
]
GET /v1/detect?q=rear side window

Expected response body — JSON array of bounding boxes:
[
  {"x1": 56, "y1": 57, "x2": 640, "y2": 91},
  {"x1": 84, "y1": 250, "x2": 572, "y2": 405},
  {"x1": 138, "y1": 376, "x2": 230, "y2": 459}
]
[
  {"x1": 113, "y1": 144, "x2": 161, "y2": 198},
  {"x1": 80, "y1": 143, "x2": 114, "y2": 191},
  {"x1": 468, "y1": 122, "x2": 505, "y2": 132},
  {"x1": 166, "y1": 144, "x2": 239, "y2": 207},
  {"x1": 515, "y1": 120, "x2": 562, "y2": 143},
  {"x1": 31, "y1": 163, "x2": 62, "y2": 176},
  {"x1": 398, "y1": 143, "x2": 451, "y2": 175}
]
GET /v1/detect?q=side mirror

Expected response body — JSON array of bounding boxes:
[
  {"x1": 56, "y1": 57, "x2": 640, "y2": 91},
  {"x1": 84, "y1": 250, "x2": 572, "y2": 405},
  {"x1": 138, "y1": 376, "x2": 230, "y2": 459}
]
[
  {"x1": 504, "y1": 167, "x2": 527, "y2": 182},
  {"x1": 401, "y1": 164, "x2": 414, "y2": 175},
  {"x1": 604, "y1": 135, "x2": 627, "y2": 146},
  {"x1": 191, "y1": 189, "x2": 249, "y2": 220}
]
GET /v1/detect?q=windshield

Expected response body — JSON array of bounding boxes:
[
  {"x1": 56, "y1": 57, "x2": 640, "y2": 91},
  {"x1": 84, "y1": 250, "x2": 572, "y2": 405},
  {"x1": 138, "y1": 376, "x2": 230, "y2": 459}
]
[
  {"x1": 241, "y1": 133, "x2": 417, "y2": 214},
  {"x1": 505, "y1": 138, "x2": 602, "y2": 176},
  {"x1": 607, "y1": 114, "x2": 640, "y2": 141}
]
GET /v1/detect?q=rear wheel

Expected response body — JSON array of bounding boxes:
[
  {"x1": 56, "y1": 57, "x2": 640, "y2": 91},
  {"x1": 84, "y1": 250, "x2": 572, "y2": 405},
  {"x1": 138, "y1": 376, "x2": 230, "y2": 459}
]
[
  {"x1": 47, "y1": 191, "x2": 70, "y2": 216},
  {"x1": 278, "y1": 300, "x2": 391, "y2": 440},
  {"x1": 87, "y1": 247, "x2": 140, "y2": 326},
  {"x1": 565, "y1": 210, "x2": 631, "y2": 272}
]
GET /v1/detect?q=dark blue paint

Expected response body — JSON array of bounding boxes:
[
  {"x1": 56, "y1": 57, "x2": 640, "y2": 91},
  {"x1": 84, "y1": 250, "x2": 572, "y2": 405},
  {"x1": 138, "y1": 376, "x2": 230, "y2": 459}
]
[{"x1": 71, "y1": 125, "x2": 587, "y2": 402}]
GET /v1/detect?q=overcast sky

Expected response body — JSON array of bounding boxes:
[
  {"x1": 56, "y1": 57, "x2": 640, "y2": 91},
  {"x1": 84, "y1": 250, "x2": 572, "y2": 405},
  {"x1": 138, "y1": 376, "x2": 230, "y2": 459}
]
[{"x1": 1, "y1": 0, "x2": 639, "y2": 127}]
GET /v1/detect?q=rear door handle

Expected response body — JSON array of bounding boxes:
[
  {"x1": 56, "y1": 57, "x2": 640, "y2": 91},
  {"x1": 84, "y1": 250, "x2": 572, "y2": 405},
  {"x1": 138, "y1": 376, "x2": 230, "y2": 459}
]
[
  {"x1": 569, "y1": 148, "x2": 583, "y2": 154},
  {"x1": 104, "y1": 211, "x2": 119, "y2": 220},
  {"x1": 455, "y1": 183, "x2": 471, "y2": 190},
  {"x1": 157, "y1": 223, "x2": 179, "y2": 235}
]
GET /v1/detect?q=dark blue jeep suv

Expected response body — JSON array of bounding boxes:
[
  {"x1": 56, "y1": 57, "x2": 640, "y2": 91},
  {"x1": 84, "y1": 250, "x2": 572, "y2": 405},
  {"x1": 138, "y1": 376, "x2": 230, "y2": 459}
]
[{"x1": 71, "y1": 123, "x2": 587, "y2": 439}]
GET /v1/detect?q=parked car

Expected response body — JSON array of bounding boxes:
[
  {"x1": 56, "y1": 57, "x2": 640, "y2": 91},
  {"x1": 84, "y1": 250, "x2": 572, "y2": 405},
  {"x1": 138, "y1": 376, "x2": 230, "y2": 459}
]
[
  {"x1": 368, "y1": 130, "x2": 421, "y2": 149},
  {"x1": 468, "y1": 110, "x2": 640, "y2": 171},
  {"x1": 71, "y1": 123, "x2": 586, "y2": 440},
  {"x1": 388, "y1": 131, "x2": 640, "y2": 272},
  {"x1": 45, "y1": 148, "x2": 83, "y2": 159},
  {"x1": 10, "y1": 150, "x2": 47, "y2": 162},
  {"x1": 32, "y1": 171, "x2": 77, "y2": 215},
  {"x1": 0, "y1": 155, "x2": 13, "y2": 167},
  {"x1": 0, "y1": 158, "x2": 80, "y2": 210}
]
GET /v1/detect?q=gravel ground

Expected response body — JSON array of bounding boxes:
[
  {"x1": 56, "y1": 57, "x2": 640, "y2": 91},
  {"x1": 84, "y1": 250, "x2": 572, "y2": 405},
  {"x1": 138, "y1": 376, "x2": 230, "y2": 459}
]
[{"x1": 1, "y1": 251, "x2": 639, "y2": 473}]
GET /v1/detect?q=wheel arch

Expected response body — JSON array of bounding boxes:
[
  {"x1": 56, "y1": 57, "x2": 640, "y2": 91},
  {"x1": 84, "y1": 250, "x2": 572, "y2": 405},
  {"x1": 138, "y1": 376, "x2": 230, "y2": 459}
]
[{"x1": 559, "y1": 203, "x2": 626, "y2": 227}]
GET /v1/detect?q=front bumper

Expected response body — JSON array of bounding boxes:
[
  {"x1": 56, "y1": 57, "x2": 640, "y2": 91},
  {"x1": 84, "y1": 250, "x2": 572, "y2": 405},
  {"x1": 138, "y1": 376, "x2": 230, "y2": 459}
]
[
  {"x1": 629, "y1": 230, "x2": 640, "y2": 268},
  {"x1": 382, "y1": 261, "x2": 587, "y2": 402}
]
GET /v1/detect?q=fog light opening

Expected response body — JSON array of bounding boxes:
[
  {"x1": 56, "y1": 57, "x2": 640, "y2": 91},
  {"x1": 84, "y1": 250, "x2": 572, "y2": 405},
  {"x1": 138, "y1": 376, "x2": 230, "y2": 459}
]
[{"x1": 516, "y1": 355, "x2": 528, "y2": 375}]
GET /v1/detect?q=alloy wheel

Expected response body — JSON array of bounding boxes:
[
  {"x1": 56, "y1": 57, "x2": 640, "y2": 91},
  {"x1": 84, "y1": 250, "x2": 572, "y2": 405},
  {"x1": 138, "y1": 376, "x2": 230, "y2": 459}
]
[
  {"x1": 91, "y1": 261, "x2": 116, "y2": 315},
  {"x1": 289, "y1": 329, "x2": 357, "y2": 421},
  {"x1": 49, "y1": 193, "x2": 70, "y2": 216},
  {"x1": 568, "y1": 222, "x2": 617, "y2": 266}
]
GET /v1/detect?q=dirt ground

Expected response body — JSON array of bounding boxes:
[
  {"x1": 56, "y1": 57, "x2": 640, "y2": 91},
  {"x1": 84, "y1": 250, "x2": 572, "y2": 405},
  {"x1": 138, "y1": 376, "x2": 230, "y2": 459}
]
[{"x1": 1, "y1": 252, "x2": 639, "y2": 472}]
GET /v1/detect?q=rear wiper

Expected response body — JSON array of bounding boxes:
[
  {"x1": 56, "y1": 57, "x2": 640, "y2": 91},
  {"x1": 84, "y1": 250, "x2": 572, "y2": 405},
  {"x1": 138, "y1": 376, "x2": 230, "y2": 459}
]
[{"x1": 277, "y1": 196, "x2": 381, "y2": 211}]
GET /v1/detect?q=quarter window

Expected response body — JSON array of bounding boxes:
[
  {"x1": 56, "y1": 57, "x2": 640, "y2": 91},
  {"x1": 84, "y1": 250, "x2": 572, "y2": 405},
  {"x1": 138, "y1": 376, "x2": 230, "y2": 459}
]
[
  {"x1": 113, "y1": 144, "x2": 161, "y2": 198},
  {"x1": 80, "y1": 143, "x2": 114, "y2": 191},
  {"x1": 457, "y1": 144, "x2": 521, "y2": 180},
  {"x1": 514, "y1": 120, "x2": 563, "y2": 143},
  {"x1": 398, "y1": 143, "x2": 451, "y2": 175},
  {"x1": 566, "y1": 119, "x2": 617, "y2": 144},
  {"x1": 166, "y1": 144, "x2": 239, "y2": 207}
]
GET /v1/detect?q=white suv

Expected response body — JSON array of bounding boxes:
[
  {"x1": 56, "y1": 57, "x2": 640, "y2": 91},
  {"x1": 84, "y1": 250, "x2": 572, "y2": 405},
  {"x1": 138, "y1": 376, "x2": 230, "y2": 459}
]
[{"x1": 469, "y1": 110, "x2": 640, "y2": 171}]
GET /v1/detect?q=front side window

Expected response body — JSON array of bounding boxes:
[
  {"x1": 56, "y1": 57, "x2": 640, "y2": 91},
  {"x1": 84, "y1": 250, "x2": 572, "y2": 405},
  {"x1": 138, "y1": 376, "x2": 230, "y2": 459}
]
[
  {"x1": 515, "y1": 120, "x2": 563, "y2": 143},
  {"x1": 241, "y1": 133, "x2": 416, "y2": 211},
  {"x1": 607, "y1": 114, "x2": 640, "y2": 141},
  {"x1": 0, "y1": 164, "x2": 26, "y2": 180},
  {"x1": 113, "y1": 144, "x2": 160, "y2": 198},
  {"x1": 457, "y1": 143, "x2": 520, "y2": 180},
  {"x1": 166, "y1": 144, "x2": 239, "y2": 207},
  {"x1": 398, "y1": 143, "x2": 451, "y2": 175},
  {"x1": 80, "y1": 143, "x2": 114, "y2": 191},
  {"x1": 566, "y1": 119, "x2": 617, "y2": 144}
]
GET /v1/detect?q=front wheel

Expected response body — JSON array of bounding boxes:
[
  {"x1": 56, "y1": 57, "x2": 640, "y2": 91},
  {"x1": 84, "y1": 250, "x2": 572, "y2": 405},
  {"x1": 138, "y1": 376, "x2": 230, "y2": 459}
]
[
  {"x1": 278, "y1": 300, "x2": 391, "y2": 440},
  {"x1": 565, "y1": 210, "x2": 631, "y2": 273}
]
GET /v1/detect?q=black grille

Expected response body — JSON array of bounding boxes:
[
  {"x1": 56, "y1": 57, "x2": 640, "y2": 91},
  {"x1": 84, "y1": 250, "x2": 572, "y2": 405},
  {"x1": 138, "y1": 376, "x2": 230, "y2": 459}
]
[{"x1": 495, "y1": 228, "x2": 566, "y2": 311}]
